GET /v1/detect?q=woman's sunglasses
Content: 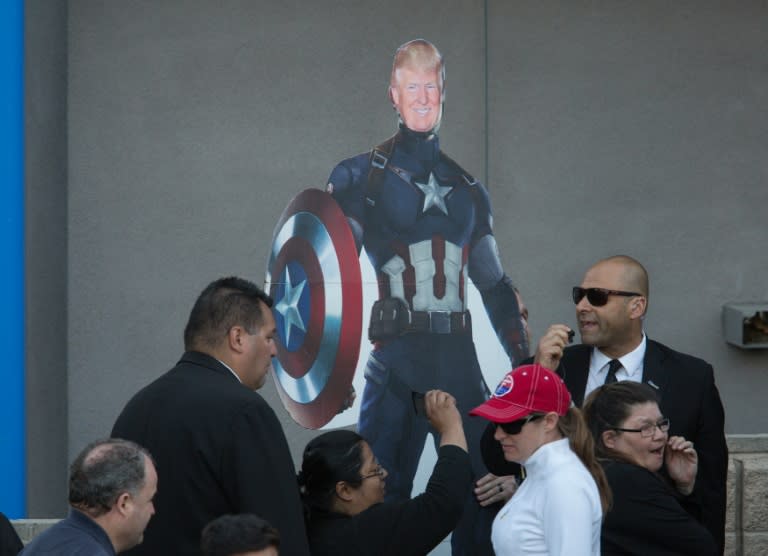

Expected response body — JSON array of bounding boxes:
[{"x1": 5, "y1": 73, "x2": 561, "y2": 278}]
[
  {"x1": 494, "y1": 414, "x2": 544, "y2": 435},
  {"x1": 572, "y1": 287, "x2": 642, "y2": 307}
]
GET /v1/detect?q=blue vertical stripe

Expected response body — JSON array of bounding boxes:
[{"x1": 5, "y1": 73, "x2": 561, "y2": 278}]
[{"x1": 0, "y1": 0, "x2": 26, "y2": 518}]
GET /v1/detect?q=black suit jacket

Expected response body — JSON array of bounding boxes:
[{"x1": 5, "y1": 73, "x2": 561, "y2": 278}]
[
  {"x1": 0, "y1": 512, "x2": 22, "y2": 556},
  {"x1": 112, "y1": 352, "x2": 310, "y2": 556},
  {"x1": 557, "y1": 340, "x2": 728, "y2": 554},
  {"x1": 601, "y1": 460, "x2": 717, "y2": 555}
]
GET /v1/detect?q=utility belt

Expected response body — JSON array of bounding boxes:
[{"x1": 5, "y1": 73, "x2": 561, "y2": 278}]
[{"x1": 368, "y1": 297, "x2": 471, "y2": 342}]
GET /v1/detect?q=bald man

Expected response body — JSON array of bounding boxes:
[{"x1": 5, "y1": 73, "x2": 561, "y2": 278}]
[{"x1": 535, "y1": 255, "x2": 727, "y2": 554}]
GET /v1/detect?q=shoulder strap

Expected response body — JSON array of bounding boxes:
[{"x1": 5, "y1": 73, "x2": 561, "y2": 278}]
[
  {"x1": 439, "y1": 150, "x2": 485, "y2": 216},
  {"x1": 439, "y1": 151, "x2": 478, "y2": 187},
  {"x1": 364, "y1": 134, "x2": 397, "y2": 207}
]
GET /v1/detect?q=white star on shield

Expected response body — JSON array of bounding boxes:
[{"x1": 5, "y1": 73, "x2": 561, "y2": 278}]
[{"x1": 275, "y1": 269, "x2": 307, "y2": 345}]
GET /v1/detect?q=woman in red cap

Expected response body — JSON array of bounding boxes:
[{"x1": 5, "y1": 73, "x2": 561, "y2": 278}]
[{"x1": 469, "y1": 363, "x2": 610, "y2": 556}]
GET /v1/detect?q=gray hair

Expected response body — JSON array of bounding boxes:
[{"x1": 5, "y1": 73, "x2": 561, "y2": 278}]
[{"x1": 68, "y1": 438, "x2": 152, "y2": 517}]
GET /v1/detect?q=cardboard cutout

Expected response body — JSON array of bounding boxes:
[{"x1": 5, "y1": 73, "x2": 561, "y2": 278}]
[{"x1": 266, "y1": 39, "x2": 529, "y2": 556}]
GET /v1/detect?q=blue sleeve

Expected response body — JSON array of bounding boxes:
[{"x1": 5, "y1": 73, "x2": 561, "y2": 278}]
[
  {"x1": 466, "y1": 182, "x2": 530, "y2": 365},
  {"x1": 327, "y1": 153, "x2": 370, "y2": 231}
]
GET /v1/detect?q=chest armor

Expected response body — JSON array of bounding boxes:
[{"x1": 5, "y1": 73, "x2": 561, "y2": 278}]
[{"x1": 362, "y1": 144, "x2": 479, "y2": 311}]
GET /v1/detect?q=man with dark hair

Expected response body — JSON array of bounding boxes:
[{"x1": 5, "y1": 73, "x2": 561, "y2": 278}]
[
  {"x1": 112, "y1": 277, "x2": 309, "y2": 555},
  {"x1": 201, "y1": 514, "x2": 279, "y2": 556},
  {"x1": 21, "y1": 439, "x2": 156, "y2": 555}
]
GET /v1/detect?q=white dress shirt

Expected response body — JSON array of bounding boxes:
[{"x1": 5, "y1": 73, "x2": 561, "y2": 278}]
[{"x1": 584, "y1": 334, "x2": 647, "y2": 400}]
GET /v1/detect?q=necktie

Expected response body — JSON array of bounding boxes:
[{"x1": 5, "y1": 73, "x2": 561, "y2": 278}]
[{"x1": 605, "y1": 359, "x2": 622, "y2": 384}]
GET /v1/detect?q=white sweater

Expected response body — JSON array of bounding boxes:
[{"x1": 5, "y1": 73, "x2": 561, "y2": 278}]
[{"x1": 491, "y1": 438, "x2": 602, "y2": 556}]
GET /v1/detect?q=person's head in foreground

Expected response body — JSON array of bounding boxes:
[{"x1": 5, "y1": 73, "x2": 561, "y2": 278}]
[
  {"x1": 201, "y1": 514, "x2": 280, "y2": 556},
  {"x1": 583, "y1": 381, "x2": 670, "y2": 472},
  {"x1": 470, "y1": 363, "x2": 610, "y2": 511},
  {"x1": 298, "y1": 430, "x2": 387, "y2": 517},
  {"x1": 69, "y1": 438, "x2": 157, "y2": 553}
]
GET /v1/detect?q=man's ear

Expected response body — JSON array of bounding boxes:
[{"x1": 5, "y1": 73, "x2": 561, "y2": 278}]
[
  {"x1": 227, "y1": 326, "x2": 245, "y2": 353},
  {"x1": 115, "y1": 492, "x2": 132, "y2": 517},
  {"x1": 389, "y1": 85, "x2": 399, "y2": 108},
  {"x1": 629, "y1": 296, "x2": 647, "y2": 320},
  {"x1": 602, "y1": 429, "x2": 618, "y2": 449},
  {"x1": 335, "y1": 481, "x2": 354, "y2": 503}
]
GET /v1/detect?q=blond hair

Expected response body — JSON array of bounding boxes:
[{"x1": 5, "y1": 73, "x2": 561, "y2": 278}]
[{"x1": 390, "y1": 39, "x2": 444, "y2": 88}]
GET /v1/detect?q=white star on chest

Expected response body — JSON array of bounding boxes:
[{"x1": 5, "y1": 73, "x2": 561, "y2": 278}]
[
  {"x1": 414, "y1": 172, "x2": 452, "y2": 215},
  {"x1": 275, "y1": 269, "x2": 307, "y2": 345}
]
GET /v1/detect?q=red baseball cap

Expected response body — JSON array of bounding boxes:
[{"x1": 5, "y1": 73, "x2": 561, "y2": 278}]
[{"x1": 469, "y1": 364, "x2": 571, "y2": 422}]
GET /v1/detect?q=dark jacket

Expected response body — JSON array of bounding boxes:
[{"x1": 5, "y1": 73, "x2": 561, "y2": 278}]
[
  {"x1": 0, "y1": 512, "x2": 22, "y2": 556},
  {"x1": 601, "y1": 460, "x2": 717, "y2": 556},
  {"x1": 112, "y1": 351, "x2": 310, "y2": 556},
  {"x1": 20, "y1": 510, "x2": 113, "y2": 555}
]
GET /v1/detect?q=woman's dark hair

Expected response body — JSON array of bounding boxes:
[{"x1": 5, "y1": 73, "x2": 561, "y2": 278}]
[
  {"x1": 297, "y1": 430, "x2": 365, "y2": 518},
  {"x1": 583, "y1": 381, "x2": 661, "y2": 460}
]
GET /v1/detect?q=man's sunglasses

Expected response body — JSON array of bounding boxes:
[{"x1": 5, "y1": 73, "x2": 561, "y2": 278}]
[
  {"x1": 572, "y1": 287, "x2": 642, "y2": 307},
  {"x1": 494, "y1": 414, "x2": 544, "y2": 435}
]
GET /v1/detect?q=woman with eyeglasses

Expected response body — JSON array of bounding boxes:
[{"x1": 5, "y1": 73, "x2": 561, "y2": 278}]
[
  {"x1": 583, "y1": 381, "x2": 717, "y2": 555},
  {"x1": 297, "y1": 390, "x2": 472, "y2": 556},
  {"x1": 470, "y1": 363, "x2": 610, "y2": 556}
]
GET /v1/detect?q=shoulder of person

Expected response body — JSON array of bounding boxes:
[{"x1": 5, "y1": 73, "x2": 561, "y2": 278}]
[
  {"x1": 563, "y1": 344, "x2": 592, "y2": 356},
  {"x1": 647, "y1": 339, "x2": 714, "y2": 375},
  {"x1": 603, "y1": 459, "x2": 669, "y2": 495},
  {"x1": 327, "y1": 152, "x2": 373, "y2": 194},
  {"x1": 561, "y1": 343, "x2": 592, "y2": 365},
  {"x1": 437, "y1": 152, "x2": 488, "y2": 193}
]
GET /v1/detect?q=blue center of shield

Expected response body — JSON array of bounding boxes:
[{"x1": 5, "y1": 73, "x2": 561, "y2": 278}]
[{"x1": 274, "y1": 262, "x2": 310, "y2": 351}]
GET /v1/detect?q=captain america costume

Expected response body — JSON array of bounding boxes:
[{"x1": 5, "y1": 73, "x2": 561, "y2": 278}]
[{"x1": 327, "y1": 124, "x2": 529, "y2": 555}]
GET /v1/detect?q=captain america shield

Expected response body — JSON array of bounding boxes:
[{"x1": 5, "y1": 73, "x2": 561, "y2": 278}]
[{"x1": 265, "y1": 188, "x2": 362, "y2": 429}]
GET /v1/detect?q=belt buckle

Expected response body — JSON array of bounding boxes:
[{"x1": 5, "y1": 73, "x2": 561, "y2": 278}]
[{"x1": 429, "y1": 311, "x2": 452, "y2": 334}]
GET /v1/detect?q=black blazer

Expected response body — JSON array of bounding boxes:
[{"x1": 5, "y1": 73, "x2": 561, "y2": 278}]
[
  {"x1": 601, "y1": 460, "x2": 717, "y2": 556},
  {"x1": 0, "y1": 512, "x2": 22, "y2": 556},
  {"x1": 112, "y1": 351, "x2": 310, "y2": 556},
  {"x1": 557, "y1": 340, "x2": 728, "y2": 554}
]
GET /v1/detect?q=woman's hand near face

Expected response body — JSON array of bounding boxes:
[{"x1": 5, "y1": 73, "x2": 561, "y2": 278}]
[
  {"x1": 665, "y1": 435, "x2": 697, "y2": 495},
  {"x1": 425, "y1": 390, "x2": 468, "y2": 451}
]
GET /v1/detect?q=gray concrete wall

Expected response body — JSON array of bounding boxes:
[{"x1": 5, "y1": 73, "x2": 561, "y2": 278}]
[
  {"x1": 486, "y1": 1, "x2": 768, "y2": 434},
  {"x1": 22, "y1": 0, "x2": 767, "y2": 514},
  {"x1": 24, "y1": 0, "x2": 69, "y2": 516},
  {"x1": 64, "y1": 0, "x2": 488, "y2": 469}
]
